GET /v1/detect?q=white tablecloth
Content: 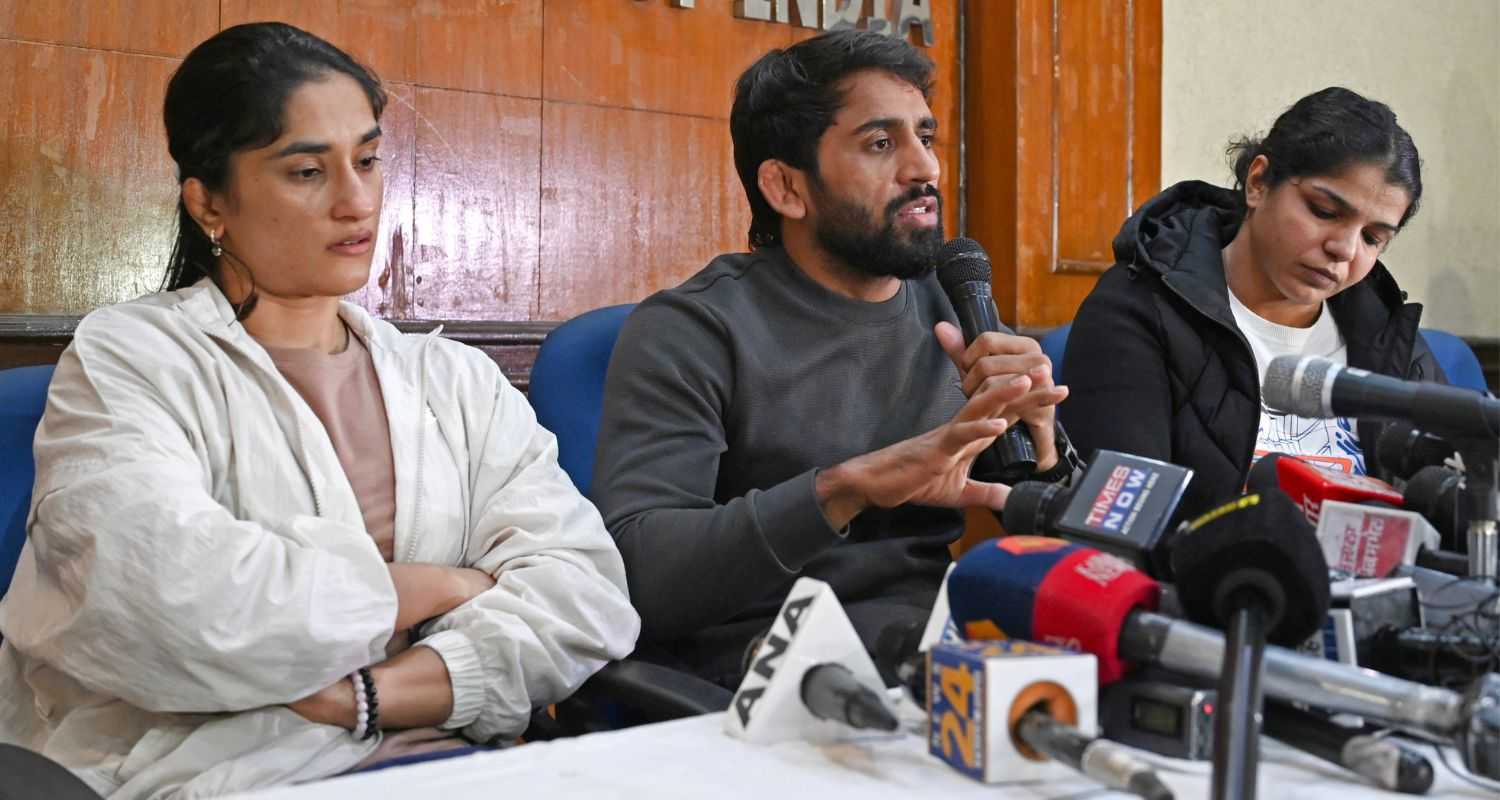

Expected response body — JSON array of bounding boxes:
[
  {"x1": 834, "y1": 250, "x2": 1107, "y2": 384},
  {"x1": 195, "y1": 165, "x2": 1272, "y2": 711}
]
[{"x1": 228, "y1": 710, "x2": 1495, "y2": 800}]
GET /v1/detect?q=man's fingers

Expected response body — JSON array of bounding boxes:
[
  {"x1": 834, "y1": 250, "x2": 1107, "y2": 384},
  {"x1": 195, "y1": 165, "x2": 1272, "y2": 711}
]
[
  {"x1": 946, "y1": 417, "x2": 1007, "y2": 448},
  {"x1": 955, "y1": 374, "x2": 1031, "y2": 423},
  {"x1": 958, "y1": 331, "x2": 1041, "y2": 372},
  {"x1": 960, "y1": 353, "x2": 1054, "y2": 396},
  {"x1": 957, "y1": 479, "x2": 1011, "y2": 510},
  {"x1": 934, "y1": 322, "x2": 967, "y2": 372}
]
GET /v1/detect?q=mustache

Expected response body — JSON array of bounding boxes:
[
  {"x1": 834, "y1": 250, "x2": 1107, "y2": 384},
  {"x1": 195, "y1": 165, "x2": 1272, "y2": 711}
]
[{"x1": 883, "y1": 185, "x2": 943, "y2": 220}]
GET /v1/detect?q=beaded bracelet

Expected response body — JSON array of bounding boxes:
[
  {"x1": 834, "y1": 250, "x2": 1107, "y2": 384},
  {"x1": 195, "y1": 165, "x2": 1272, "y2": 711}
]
[
  {"x1": 350, "y1": 670, "x2": 370, "y2": 740},
  {"x1": 358, "y1": 666, "x2": 380, "y2": 740}
]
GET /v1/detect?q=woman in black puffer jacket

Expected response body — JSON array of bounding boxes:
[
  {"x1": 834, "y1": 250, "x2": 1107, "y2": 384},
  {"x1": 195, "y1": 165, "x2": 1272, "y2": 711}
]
[{"x1": 1060, "y1": 87, "x2": 1445, "y2": 519}]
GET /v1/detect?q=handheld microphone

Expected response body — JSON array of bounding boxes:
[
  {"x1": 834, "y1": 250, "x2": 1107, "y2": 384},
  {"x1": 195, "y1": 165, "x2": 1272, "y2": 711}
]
[
  {"x1": 1375, "y1": 421, "x2": 1460, "y2": 482},
  {"x1": 1261, "y1": 702, "x2": 1435, "y2": 795},
  {"x1": 1014, "y1": 706, "x2": 1175, "y2": 800},
  {"x1": 936, "y1": 238, "x2": 1036, "y2": 482},
  {"x1": 1001, "y1": 450, "x2": 1193, "y2": 578},
  {"x1": 945, "y1": 537, "x2": 1500, "y2": 778},
  {"x1": 1245, "y1": 452, "x2": 1403, "y2": 525},
  {"x1": 1369, "y1": 626, "x2": 1500, "y2": 689},
  {"x1": 1170, "y1": 491, "x2": 1332, "y2": 800},
  {"x1": 1262, "y1": 355, "x2": 1500, "y2": 441}
]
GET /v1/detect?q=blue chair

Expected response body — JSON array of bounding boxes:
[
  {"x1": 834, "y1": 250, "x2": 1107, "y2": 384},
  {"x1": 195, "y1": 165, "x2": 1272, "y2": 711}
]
[
  {"x1": 528, "y1": 304, "x2": 636, "y2": 498},
  {"x1": 1039, "y1": 322, "x2": 1071, "y2": 376},
  {"x1": 1420, "y1": 328, "x2": 1488, "y2": 394},
  {"x1": 0, "y1": 366, "x2": 98, "y2": 800},
  {"x1": 1, "y1": 365, "x2": 54, "y2": 600},
  {"x1": 525, "y1": 304, "x2": 731, "y2": 735}
]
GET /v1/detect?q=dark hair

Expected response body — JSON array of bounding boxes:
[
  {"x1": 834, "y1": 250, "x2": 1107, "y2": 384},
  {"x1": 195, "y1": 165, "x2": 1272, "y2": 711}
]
[
  {"x1": 161, "y1": 22, "x2": 386, "y2": 314},
  {"x1": 730, "y1": 29, "x2": 934, "y2": 249},
  {"x1": 1228, "y1": 86, "x2": 1422, "y2": 228}
]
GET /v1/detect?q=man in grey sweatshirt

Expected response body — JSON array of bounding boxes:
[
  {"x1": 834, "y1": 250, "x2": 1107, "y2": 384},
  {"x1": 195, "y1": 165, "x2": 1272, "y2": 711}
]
[{"x1": 592, "y1": 30, "x2": 1078, "y2": 688}]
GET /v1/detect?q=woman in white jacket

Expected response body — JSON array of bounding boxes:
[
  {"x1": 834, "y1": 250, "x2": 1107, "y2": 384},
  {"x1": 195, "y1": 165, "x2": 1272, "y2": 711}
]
[{"x1": 0, "y1": 22, "x2": 639, "y2": 798}]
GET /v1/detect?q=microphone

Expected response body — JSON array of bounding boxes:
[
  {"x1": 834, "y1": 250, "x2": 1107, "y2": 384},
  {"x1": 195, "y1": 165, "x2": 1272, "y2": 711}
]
[
  {"x1": 1375, "y1": 421, "x2": 1460, "y2": 482},
  {"x1": 1405, "y1": 465, "x2": 1471, "y2": 552},
  {"x1": 945, "y1": 536, "x2": 1500, "y2": 778},
  {"x1": 1245, "y1": 452, "x2": 1403, "y2": 525},
  {"x1": 1014, "y1": 706, "x2": 1175, "y2": 800},
  {"x1": 724, "y1": 577, "x2": 897, "y2": 744},
  {"x1": 1101, "y1": 676, "x2": 1437, "y2": 793},
  {"x1": 1001, "y1": 450, "x2": 1193, "y2": 578},
  {"x1": 927, "y1": 639, "x2": 1173, "y2": 799},
  {"x1": 798, "y1": 663, "x2": 897, "y2": 731},
  {"x1": 1315, "y1": 500, "x2": 1447, "y2": 578},
  {"x1": 1170, "y1": 490, "x2": 1332, "y2": 647},
  {"x1": 1262, "y1": 355, "x2": 1500, "y2": 441},
  {"x1": 1261, "y1": 702, "x2": 1435, "y2": 795},
  {"x1": 1169, "y1": 491, "x2": 1332, "y2": 800},
  {"x1": 1368, "y1": 626, "x2": 1500, "y2": 689},
  {"x1": 936, "y1": 237, "x2": 1036, "y2": 482},
  {"x1": 1245, "y1": 453, "x2": 1464, "y2": 576}
]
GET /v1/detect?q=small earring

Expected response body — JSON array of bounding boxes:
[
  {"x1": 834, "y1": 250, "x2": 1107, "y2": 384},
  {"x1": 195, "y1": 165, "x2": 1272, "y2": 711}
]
[{"x1": 209, "y1": 230, "x2": 222, "y2": 258}]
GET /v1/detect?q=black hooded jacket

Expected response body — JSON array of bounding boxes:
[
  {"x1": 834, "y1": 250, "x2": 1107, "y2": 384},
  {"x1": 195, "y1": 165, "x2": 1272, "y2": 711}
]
[{"x1": 1059, "y1": 181, "x2": 1443, "y2": 519}]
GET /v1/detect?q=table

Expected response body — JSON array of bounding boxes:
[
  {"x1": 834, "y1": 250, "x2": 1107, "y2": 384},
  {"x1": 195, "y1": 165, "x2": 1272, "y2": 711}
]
[{"x1": 230, "y1": 709, "x2": 1495, "y2": 799}]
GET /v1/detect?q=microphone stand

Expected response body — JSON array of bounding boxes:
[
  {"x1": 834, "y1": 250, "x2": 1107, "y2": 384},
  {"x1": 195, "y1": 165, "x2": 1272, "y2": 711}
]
[
  {"x1": 1454, "y1": 435, "x2": 1499, "y2": 581},
  {"x1": 1212, "y1": 595, "x2": 1268, "y2": 800}
]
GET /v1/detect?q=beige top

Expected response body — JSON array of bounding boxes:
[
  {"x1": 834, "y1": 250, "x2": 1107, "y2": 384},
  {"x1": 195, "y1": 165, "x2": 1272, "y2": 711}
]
[{"x1": 265, "y1": 327, "x2": 398, "y2": 561}]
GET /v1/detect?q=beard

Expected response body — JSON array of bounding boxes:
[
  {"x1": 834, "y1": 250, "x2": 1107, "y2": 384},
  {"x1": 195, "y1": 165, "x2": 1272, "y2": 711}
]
[{"x1": 811, "y1": 183, "x2": 945, "y2": 280}]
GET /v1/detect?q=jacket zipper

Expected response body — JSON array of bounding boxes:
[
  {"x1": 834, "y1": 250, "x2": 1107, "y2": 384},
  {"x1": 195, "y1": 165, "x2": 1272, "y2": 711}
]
[{"x1": 401, "y1": 331, "x2": 438, "y2": 565}]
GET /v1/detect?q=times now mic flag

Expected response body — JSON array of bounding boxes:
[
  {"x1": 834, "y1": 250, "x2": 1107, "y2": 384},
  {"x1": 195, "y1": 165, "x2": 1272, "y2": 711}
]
[
  {"x1": 1316, "y1": 501, "x2": 1441, "y2": 578},
  {"x1": 723, "y1": 577, "x2": 886, "y2": 744}
]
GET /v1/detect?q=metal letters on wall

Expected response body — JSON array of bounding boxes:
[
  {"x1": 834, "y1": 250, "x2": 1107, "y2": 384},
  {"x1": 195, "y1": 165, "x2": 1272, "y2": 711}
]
[{"x1": 638, "y1": 0, "x2": 935, "y2": 47}]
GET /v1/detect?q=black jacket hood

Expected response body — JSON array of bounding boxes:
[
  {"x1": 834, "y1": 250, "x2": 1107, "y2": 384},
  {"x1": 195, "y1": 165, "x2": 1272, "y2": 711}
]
[{"x1": 1111, "y1": 179, "x2": 1412, "y2": 323}]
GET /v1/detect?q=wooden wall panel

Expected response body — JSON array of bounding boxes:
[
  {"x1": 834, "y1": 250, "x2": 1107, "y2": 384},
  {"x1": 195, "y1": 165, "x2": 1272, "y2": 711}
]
[
  {"x1": 0, "y1": 0, "x2": 217, "y2": 57},
  {"x1": 410, "y1": 88, "x2": 541, "y2": 321},
  {"x1": 347, "y1": 82, "x2": 417, "y2": 319},
  {"x1": 411, "y1": 0, "x2": 544, "y2": 97},
  {"x1": 538, "y1": 101, "x2": 748, "y2": 318},
  {"x1": 3, "y1": 1, "x2": 965, "y2": 328},
  {"x1": 544, "y1": 0, "x2": 793, "y2": 119},
  {"x1": 0, "y1": 41, "x2": 178, "y2": 313},
  {"x1": 220, "y1": 0, "x2": 420, "y2": 84}
]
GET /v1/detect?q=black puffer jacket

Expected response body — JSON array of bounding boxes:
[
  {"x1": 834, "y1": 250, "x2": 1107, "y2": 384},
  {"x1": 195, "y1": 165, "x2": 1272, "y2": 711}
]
[{"x1": 1059, "y1": 181, "x2": 1444, "y2": 518}]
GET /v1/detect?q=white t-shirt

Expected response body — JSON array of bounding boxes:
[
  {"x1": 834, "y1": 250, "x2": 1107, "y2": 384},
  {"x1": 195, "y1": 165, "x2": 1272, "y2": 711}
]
[{"x1": 1228, "y1": 288, "x2": 1365, "y2": 475}]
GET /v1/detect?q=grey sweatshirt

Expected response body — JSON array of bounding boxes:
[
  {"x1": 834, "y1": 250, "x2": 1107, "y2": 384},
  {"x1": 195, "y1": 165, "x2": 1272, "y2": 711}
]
[{"x1": 592, "y1": 247, "x2": 981, "y2": 685}]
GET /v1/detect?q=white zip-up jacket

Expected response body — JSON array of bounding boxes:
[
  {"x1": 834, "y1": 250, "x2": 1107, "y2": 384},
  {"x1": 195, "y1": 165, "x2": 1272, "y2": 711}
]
[{"x1": 0, "y1": 281, "x2": 641, "y2": 798}]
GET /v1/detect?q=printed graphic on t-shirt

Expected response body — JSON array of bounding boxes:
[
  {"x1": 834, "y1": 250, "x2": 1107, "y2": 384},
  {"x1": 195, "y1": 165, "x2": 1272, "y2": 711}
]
[{"x1": 1253, "y1": 404, "x2": 1364, "y2": 475}]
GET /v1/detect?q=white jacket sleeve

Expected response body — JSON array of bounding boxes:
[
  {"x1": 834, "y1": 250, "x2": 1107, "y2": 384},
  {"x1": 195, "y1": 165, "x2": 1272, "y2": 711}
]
[
  {"x1": 415, "y1": 372, "x2": 640, "y2": 742},
  {"x1": 10, "y1": 321, "x2": 398, "y2": 714}
]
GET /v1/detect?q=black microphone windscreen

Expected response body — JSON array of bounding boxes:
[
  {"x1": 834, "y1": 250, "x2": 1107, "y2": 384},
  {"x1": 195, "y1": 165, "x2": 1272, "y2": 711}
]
[
  {"x1": 936, "y1": 237, "x2": 992, "y2": 292},
  {"x1": 1244, "y1": 453, "x2": 1287, "y2": 495},
  {"x1": 1375, "y1": 421, "x2": 1457, "y2": 482},
  {"x1": 1170, "y1": 490, "x2": 1331, "y2": 647},
  {"x1": 1404, "y1": 465, "x2": 1467, "y2": 550},
  {"x1": 1000, "y1": 481, "x2": 1060, "y2": 535}
]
